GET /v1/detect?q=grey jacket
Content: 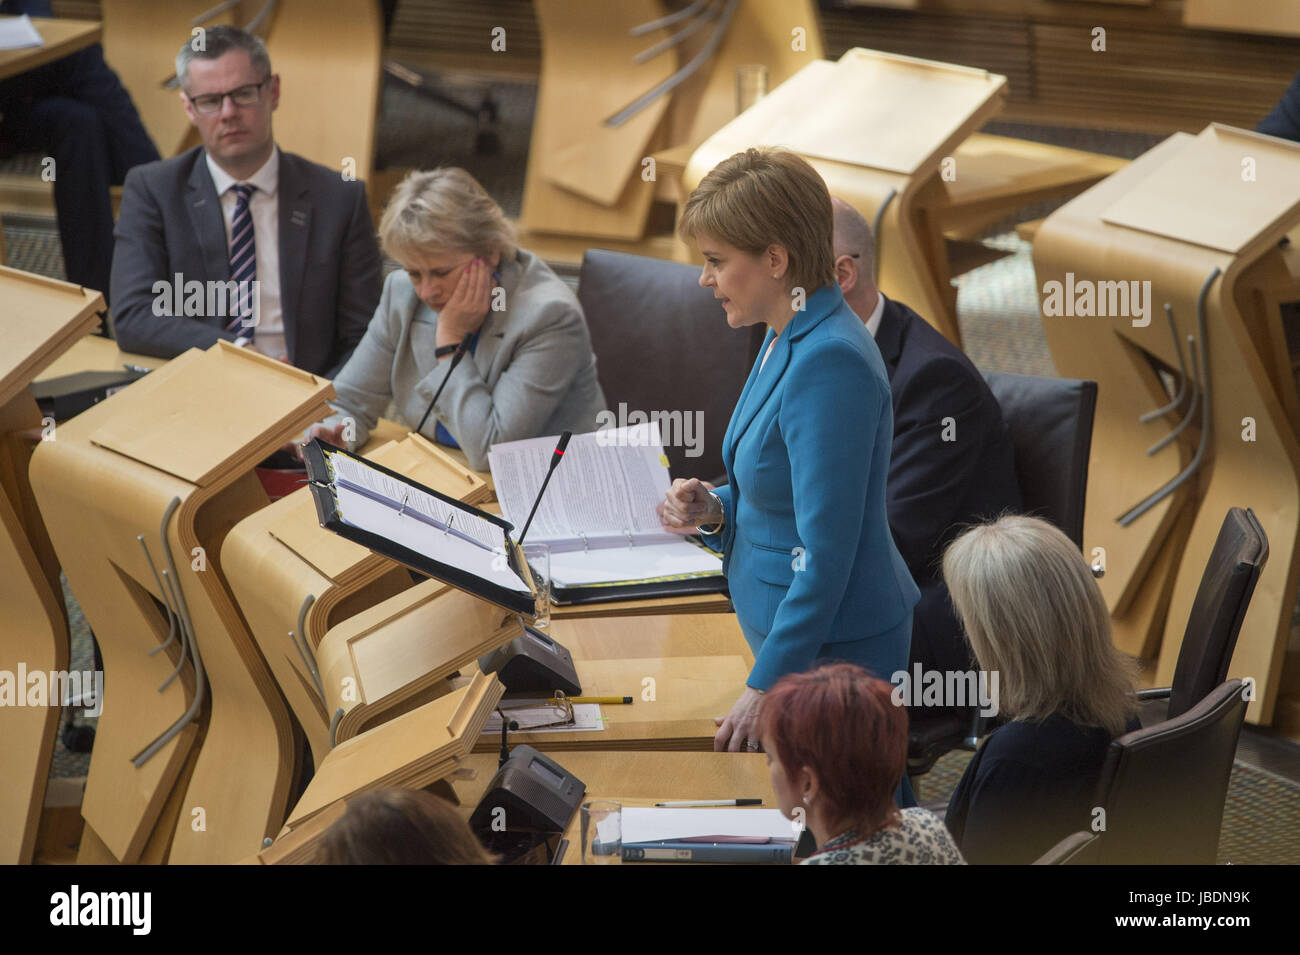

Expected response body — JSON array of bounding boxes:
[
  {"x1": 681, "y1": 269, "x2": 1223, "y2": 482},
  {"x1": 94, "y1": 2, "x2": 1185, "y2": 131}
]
[
  {"x1": 328, "y1": 248, "x2": 608, "y2": 470},
  {"x1": 109, "y1": 145, "x2": 381, "y2": 378}
]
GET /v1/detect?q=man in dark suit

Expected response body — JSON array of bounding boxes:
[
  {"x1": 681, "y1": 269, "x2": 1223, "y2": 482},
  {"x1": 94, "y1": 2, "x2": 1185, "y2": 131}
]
[
  {"x1": 110, "y1": 25, "x2": 380, "y2": 378},
  {"x1": 832, "y1": 198, "x2": 1021, "y2": 677}
]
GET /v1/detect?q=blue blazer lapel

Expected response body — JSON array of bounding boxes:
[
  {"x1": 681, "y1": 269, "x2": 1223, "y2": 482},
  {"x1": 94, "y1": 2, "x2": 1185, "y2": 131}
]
[
  {"x1": 721, "y1": 286, "x2": 844, "y2": 469},
  {"x1": 727, "y1": 330, "x2": 791, "y2": 456},
  {"x1": 185, "y1": 152, "x2": 230, "y2": 285}
]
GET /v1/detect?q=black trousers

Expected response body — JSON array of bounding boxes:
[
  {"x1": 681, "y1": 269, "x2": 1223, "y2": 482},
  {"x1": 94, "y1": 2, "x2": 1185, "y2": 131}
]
[{"x1": 0, "y1": 0, "x2": 160, "y2": 307}]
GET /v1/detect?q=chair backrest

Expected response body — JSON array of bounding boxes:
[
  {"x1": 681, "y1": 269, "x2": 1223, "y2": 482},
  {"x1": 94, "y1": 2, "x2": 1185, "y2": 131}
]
[
  {"x1": 1168, "y1": 508, "x2": 1268, "y2": 720},
  {"x1": 1032, "y1": 830, "x2": 1100, "y2": 865},
  {"x1": 982, "y1": 372, "x2": 1097, "y2": 549},
  {"x1": 1092, "y1": 679, "x2": 1246, "y2": 865},
  {"x1": 577, "y1": 249, "x2": 765, "y2": 481}
]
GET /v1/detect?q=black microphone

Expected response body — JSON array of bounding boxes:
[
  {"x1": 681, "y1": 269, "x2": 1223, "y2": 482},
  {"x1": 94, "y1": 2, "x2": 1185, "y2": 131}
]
[
  {"x1": 497, "y1": 710, "x2": 519, "y2": 769},
  {"x1": 517, "y1": 431, "x2": 570, "y2": 545},
  {"x1": 415, "y1": 331, "x2": 474, "y2": 436}
]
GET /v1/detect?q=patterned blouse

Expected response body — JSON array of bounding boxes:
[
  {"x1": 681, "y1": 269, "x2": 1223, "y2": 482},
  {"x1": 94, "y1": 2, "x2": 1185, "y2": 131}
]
[{"x1": 800, "y1": 808, "x2": 966, "y2": 865}]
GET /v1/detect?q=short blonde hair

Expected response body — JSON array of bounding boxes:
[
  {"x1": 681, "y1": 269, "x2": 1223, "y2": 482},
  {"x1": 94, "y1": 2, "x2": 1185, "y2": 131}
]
[
  {"x1": 942, "y1": 515, "x2": 1137, "y2": 736},
  {"x1": 678, "y1": 147, "x2": 835, "y2": 294},
  {"x1": 378, "y1": 168, "x2": 516, "y2": 266}
]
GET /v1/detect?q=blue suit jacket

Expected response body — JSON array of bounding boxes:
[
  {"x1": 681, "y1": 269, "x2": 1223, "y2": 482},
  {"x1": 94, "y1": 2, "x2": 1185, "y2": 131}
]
[{"x1": 705, "y1": 284, "x2": 920, "y2": 690}]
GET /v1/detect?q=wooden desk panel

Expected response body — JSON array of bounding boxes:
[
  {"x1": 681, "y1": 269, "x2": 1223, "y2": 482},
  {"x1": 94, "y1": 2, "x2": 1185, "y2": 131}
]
[
  {"x1": 32, "y1": 334, "x2": 165, "y2": 382},
  {"x1": 472, "y1": 612, "x2": 754, "y2": 753},
  {"x1": 0, "y1": 17, "x2": 99, "y2": 81}
]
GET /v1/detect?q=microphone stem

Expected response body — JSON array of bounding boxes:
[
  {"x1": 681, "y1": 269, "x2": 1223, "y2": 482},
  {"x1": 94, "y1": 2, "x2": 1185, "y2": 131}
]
[
  {"x1": 415, "y1": 335, "x2": 472, "y2": 435},
  {"x1": 517, "y1": 464, "x2": 558, "y2": 545}
]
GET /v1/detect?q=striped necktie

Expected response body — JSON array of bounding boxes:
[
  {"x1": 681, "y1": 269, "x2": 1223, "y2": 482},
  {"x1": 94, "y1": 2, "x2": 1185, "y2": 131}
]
[{"x1": 225, "y1": 182, "x2": 257, "y2": 335}]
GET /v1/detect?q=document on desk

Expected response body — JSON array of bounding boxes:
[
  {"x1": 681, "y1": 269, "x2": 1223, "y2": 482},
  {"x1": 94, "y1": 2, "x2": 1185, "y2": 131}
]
[
  {"x1": 0, "y1": 15, "x2": 43, "y2": 50},
  {"x1": 482, "y1": 700, "x2": 604, "y2": 733},
  {"x1": 608, "y1": 808, "x2": 796, "y2": 845},
  {"x1": 488, "y1": 423, "x2": 723, "y2": 588}
]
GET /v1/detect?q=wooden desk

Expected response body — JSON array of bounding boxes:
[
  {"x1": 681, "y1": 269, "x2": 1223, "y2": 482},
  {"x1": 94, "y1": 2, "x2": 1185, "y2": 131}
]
[
  {"x1": 472, "y1": 612, "x2": 754, "y2": 754},
  {"x1": 451, "y1": 751, "x2": 777, "y2": 865},
  {"x1": 32, "y1": 334, "x2": 165, "y2": 382},
  {"x1": 0, "y1": 16, "x2": 100, "y2": 81},
  {"x1": 940, "y1": 134, "x2": 1129, "y2": 241},
  {"x1": 0, "y1": 268, "x2": 102, "y2": 864}
]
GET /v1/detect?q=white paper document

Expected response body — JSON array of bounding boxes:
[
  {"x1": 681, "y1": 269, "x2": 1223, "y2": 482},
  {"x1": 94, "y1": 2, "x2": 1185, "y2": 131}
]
[
  {"x1": 488, "y1": 424, "x2": 722, "y2": 588},
  {"x1": 549, "y1": 541, "x2": 722, "y2": 585},
  {"x1": 0, "y1": 15, "x2": 44, "y2": 51},
  {"x1": 482, "y1": 700, "x2": 604, "y2": 733},
  {"x1": 609, "y1": 808, "x2": 797, "y2": 845}
]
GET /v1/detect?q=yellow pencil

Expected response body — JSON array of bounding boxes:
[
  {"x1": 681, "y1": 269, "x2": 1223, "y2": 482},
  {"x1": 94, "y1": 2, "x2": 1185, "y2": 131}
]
[{"x1": 567, "y1": 696, "x2": 633, "y2": 705}]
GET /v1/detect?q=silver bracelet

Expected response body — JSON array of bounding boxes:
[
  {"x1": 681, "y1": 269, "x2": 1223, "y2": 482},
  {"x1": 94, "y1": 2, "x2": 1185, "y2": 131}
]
[{"x1": 696, "y1": 491, "x2": 725, "y2": 534}]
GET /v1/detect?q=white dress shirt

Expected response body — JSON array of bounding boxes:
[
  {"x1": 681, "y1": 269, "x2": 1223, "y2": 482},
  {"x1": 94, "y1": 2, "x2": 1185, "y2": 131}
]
[
  {"x1": 206, "y1": 147, "x2": 286, "y2": 360},
  {"x1": 864, "y1": 290, "x2": 886, "y2": 339}
]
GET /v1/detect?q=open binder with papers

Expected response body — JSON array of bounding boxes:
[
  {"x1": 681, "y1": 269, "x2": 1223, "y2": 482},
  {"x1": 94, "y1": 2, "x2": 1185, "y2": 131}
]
[
  {"x1": 488, "y1": 424, "x2": 727, "y2": 604},
  {"x1": 302, "y1": 439, "x2": 540, "y2": 617}
]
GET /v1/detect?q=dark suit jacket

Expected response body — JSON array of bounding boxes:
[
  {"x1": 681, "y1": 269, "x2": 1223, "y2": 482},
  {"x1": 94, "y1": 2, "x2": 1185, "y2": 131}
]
[
  {"x1": 876, "y1": 296, "x2": 1021, "y2": 674},
  {"x1": 1258, "y1": 68, "x2": 1300, "y2": 142},
  {"x1": 109, "y1": 145, "x2": 381, "y2": 377}
]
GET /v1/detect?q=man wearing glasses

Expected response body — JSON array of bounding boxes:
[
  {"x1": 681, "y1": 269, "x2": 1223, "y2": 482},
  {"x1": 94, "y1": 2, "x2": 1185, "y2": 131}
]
[{"x1": 110, "y1": 25, "x2": 380, "y2": 377}]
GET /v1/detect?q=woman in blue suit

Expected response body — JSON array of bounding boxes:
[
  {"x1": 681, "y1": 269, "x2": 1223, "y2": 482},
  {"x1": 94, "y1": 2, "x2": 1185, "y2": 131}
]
[{"x1": 660, "y1": 147, "x2": 920, "y2": 754}]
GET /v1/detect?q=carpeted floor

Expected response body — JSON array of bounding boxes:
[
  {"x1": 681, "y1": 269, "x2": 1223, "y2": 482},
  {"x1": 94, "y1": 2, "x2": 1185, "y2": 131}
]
[{"x1": 8, "y1": 68, "x2": 1299, "y2": 863}]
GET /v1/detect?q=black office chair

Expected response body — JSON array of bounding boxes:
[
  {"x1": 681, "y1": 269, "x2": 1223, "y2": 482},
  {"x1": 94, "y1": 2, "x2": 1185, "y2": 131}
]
[
  {"x1": 983, "y1": 371, "x2": 1098, "y2": 548},
  {"x1": 907, "y1": 373, "x2": 1098, "y2": 778},
  {"x1": 1091, "y1": 678, "x2": 1247, "y2": 864},
  {"x1": 1032, "y1": 831, "x2": 1101, "y2": 865},
  {"x1": 576, "y1": 249, "x2": 765, "y2": 481},
  {"x1": 1138, "y1": 508, "x2": 1267, "y2": 725}
]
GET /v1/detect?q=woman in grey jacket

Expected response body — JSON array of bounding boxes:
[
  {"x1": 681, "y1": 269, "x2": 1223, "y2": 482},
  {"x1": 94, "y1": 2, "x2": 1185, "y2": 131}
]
[{"x1": 306, "y1": 168, "x2": 607, "y2": 470}]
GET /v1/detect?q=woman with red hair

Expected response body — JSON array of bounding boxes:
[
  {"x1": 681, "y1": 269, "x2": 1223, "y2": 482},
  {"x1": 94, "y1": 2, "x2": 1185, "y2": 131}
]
[{"x1": 757, "y1": 663, "x2": 964, "y2": 865}]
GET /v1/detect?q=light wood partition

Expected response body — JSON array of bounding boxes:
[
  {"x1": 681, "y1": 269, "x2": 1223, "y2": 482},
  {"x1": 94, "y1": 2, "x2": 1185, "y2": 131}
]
[
  {"x1": 522, "y1": 0, "x2": 821, "y2": 242},
  {"x1": 283, "y1": 670, "x2": 503, "y2": 831},
  {"x1": 314, "y1": 588, "x2": 751, "y2": 752},
  {"x1": 0, "y1": 268, "x2": 102, "y2": 864},
  {"x1": 315, "y1": 578, "x2": 523, "y2": 746},
  {"x1": 682, "y1": 48, "x2": 1007, "y2": 346},
  {"x1": 1033, "y1": 125, "x2": 1300, "y2": 723},
  {"x1": 29, "y1": 341, "x2": 334, "y2": 862},
  {"x1": 102, "y1": 0, "x2": 383, "y2": 181},
  {"x1": 222, "y1": 433, "x2": 491, "y2": 769}
]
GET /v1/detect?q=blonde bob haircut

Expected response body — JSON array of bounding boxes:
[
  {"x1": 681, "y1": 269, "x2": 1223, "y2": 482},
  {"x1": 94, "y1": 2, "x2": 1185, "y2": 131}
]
[
  {"x1": 378, "y1": 167, "x2": 517, "y2": 266},
  {"x1": 678, "y1": 147, "x2": 836, "y2": 294},
  {"x1": 942, "y1": 514, "x2": 1137, "y2": 737}
]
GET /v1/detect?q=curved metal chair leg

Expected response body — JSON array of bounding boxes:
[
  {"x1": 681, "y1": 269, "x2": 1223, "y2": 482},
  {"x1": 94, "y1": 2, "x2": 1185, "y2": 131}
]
[{"x1": 1117, "y1": 267, "x2": 1221, "y2": 526}]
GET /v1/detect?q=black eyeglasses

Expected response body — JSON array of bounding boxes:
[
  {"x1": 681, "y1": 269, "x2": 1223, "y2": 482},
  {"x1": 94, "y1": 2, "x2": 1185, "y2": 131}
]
[{"x1": 186, "y1": 78, "x2": 269, "y2": 114}]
